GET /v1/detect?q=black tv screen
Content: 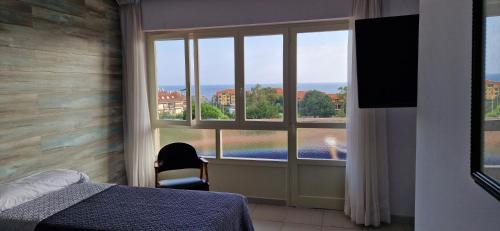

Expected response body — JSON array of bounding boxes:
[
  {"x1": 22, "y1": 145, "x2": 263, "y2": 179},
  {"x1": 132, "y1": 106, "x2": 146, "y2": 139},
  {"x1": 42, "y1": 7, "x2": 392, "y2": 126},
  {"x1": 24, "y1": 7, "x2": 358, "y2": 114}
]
[{"x1": 355, "y1": 14, "x2": 419, "y2": 108}]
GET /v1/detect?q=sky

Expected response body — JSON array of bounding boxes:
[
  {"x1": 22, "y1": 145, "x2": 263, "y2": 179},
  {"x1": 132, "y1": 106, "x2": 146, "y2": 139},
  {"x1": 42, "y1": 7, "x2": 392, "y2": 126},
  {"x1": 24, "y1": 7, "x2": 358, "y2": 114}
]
[
  {"x1": 244, "y1": 34, "x2": 283, "y2": 85},
  {"x1": 198, "y1": 37, "x2": 235, "y2": 86},
  {"x1": 297, "y1": 31, "x2": 348, "y2": 84},
  {"x1": 155, "y1": 40, "x2": 185, "y2": 86},
  {"x1": 155, "y1": 30, "x2": 349, "y2": 86},
  {"x1": 155, "y1": 17, "x2": 499, "y2": 86},
  {"x1": 486, "y1": 16, "x2": 500, "y2": 75}
]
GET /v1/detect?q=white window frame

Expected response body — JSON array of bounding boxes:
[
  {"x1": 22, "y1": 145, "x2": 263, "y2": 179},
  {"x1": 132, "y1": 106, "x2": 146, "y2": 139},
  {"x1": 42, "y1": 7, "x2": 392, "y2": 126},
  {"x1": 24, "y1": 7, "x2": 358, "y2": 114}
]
[
  {"x1": 240, "y1": 28, "x2": 289, "y2": 127},
  {"x1": 146, "y1": 20, "x2": 349, "y2": 162},
  {"x1": 147, "y1": 33, "x2": 192, "y2": 127},
  {"x1": 290, "y1": 23, "x2": 349, "y2": 130}
]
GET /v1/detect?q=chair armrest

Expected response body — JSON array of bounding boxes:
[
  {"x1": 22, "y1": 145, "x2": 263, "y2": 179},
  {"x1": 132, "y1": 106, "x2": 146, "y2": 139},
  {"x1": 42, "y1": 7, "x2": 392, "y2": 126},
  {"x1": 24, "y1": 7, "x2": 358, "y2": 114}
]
[
  {"x1": 154, "y1": 161, "x2": 159, "y2": 188},
  {"x1": 199, "y1": 158, "x2": 209, "y2": 182}
]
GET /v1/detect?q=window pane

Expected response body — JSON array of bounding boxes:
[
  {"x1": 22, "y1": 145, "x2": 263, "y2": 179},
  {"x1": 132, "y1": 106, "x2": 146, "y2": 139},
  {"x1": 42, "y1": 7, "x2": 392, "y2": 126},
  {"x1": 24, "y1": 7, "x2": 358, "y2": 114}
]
[
  {"x1": 297, "y1": 31, "x2": 348, "y2": 123},
  {"x1": 198, "y1": 37, "x2": 236, "y2": 120},
  {"x1": 222, "y1": 130, "x2": 287, "y2": 160},
  {"x1": 159, "y1": 128, "x2": 216, "y2": 158},
  {"x1": 484, "y1": 130, "x2": 500, "y2": 181},
  {"x1": 244, "y1": 35, "x2": 284, "y2": 121},
  {"x1": 155, "y1": 40, "x2": 188, "y2": 120},
  {"x1": 483, "y1": 15, "x2": 500, "y2": 182},
  {"x1": 297, "y1": 128, "x2": 346, "y2": 160}
]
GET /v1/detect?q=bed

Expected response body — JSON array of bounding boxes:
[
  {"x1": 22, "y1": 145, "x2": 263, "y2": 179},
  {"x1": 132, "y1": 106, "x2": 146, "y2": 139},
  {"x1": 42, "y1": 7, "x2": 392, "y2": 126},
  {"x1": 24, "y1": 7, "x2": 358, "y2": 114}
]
[{"x1": 0, "y1": 170, "x2": 254, "y2": 231}]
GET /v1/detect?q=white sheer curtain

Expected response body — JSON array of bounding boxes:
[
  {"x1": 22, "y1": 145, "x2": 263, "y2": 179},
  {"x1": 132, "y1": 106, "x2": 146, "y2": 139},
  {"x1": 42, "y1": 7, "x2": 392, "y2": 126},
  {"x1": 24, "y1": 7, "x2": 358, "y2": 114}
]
[
  {"x1": 118, "y1": 0, "x2": 155, "y2": 187},
  {"x1": 344, "y1": 0, "x2": 391, "y2": 227}
]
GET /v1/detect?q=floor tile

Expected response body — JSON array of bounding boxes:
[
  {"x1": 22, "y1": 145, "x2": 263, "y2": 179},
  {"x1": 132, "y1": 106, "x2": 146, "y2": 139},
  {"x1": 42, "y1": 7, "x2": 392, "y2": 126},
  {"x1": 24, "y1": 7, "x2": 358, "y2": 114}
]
[
  {"x1": 253, "y1": 204, "x2": 289, "y2": 222},
  {"x1": 363, "y1": 224, "x2": 411, "y2": 231},
  {"x1": 285, "y1": 207, "x2": 323, "y2": 225},
  {"x1": 323, "y1": 227, "x2": 363, "y2": 231},
  {"x1": 322, "y1": 211, "x2": 361, "y2": 229},
  {"x1": 280, "y1": 223, "x2": 322, "y2": 231},
  {"x1": 253, "y1": 219, "x2": 283, "y2": 231},
  {"x1": 249, "y1": 204, "x2": 411, "y2": 231}
]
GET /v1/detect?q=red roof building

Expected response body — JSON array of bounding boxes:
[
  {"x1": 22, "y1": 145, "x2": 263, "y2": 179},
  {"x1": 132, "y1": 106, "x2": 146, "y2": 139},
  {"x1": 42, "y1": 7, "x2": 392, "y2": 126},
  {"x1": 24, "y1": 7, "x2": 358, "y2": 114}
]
[{"x1": 157, "y1": 90, "x2": 187, "y2": 115}]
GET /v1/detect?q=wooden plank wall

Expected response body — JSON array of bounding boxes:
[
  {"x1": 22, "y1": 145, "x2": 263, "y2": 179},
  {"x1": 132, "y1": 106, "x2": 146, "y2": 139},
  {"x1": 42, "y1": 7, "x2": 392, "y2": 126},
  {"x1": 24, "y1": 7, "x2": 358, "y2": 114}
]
[{"x1": 0, "y1": 0, "x2": 126, "y2": 184}]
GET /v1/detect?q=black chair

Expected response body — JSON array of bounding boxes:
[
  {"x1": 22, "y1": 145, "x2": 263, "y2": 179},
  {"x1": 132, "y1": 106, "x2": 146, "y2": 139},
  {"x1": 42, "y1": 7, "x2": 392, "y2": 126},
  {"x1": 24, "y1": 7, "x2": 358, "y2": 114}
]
[{"x1": 154, "y1": 142, "x2": 209, "y2": 191}]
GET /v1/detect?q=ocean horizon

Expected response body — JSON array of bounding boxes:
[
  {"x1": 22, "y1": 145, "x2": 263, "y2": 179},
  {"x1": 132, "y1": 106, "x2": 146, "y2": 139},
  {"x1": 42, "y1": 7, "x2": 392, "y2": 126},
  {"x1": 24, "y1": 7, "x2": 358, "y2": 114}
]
[
  {"x1": 158, "y1": 82, "x2": 348, "y2": 99},
  {"x1": 486, "y1": 73, "x2": 500, "y2": 82}
]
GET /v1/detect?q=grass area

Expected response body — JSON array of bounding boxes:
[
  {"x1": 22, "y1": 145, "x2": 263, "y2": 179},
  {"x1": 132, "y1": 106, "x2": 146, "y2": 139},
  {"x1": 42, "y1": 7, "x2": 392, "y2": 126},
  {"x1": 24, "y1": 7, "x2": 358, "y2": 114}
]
[
  {"x1": 159, "y1": 128, "x2": 215, "y2": 156},
  {"x1": 159, "y1": 128, "x2": 347, "y2": 160},
  {"x1": 222, "y1": 130, "x2": 287, "y2": 151},
  {"x1": 484, "y1": 131, "x2": 500, "y2": 157}
]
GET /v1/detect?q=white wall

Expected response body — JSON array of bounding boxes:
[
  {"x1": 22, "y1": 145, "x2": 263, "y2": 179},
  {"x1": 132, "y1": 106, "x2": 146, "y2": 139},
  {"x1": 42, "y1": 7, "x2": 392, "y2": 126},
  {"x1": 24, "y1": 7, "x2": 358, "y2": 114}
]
[
  {"x1": 141, "y1": 0, "x2": 352, "y2": 31},
  {"x1": 386, "y1": 108, "x2": 417, "y2": 217},
  {"x1": 209, "y1": 162, "x2": 288, "y2": 200},
  {"x1": 416, "y1": 0, "x2": 500, "y2": 230},
  {"x1": 382, "y1": 0, "x2": 419, "y2": 218}
]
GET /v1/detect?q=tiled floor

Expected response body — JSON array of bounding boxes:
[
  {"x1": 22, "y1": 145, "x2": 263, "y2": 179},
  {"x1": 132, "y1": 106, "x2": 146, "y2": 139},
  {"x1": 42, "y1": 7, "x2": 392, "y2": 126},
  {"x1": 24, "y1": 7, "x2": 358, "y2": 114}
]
[{"x1": 248, "y1": 204, "x2": 414, "y2": 231}]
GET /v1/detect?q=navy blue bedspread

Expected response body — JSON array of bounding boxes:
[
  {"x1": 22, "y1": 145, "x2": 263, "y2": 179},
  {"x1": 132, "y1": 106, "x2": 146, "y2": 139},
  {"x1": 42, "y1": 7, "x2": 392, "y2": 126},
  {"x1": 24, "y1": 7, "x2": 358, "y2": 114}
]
[{"x1": 34, "y1": 185, "x2": 254, "y2": 231}]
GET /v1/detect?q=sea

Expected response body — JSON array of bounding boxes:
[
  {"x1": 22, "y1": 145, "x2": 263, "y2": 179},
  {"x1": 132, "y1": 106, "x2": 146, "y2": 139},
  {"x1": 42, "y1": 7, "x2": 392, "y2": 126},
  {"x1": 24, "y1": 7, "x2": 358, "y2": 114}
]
[
  {"x1": 486, "y1": 73, "x2": 500, "y2": 82},
  {"x1": 158, "y1": 82, "x2": 347, "y2": 99},
  {"x1": 197, "y1": 148, "x2": 347, "y2": 161}
]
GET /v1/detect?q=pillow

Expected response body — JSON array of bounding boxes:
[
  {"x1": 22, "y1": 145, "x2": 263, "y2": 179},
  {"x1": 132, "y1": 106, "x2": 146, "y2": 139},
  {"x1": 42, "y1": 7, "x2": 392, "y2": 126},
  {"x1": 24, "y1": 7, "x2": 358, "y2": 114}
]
[{"x1": 0, "y1": 169, "x2": 89, "y2": 212}]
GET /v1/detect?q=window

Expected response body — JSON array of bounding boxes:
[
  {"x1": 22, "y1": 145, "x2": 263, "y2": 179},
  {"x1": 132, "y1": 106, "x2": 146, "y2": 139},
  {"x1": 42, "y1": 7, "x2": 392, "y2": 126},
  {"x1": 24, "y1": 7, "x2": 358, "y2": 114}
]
[
  {"x1": 244, "y1": 35, "x2": 284, "y2": 121},
  {"x1": 484, "y1": 131, "x2": 500, "y2": 178},
  {"x1": 159, "y1": 128, "x2": 216, "y2": 158},
  {"x1": 198, "y1": 37, "x2": 236, "y2": 121},
  {"x1": 147, "y1": 21, "x2": 349, "y2": 162},
  {"x1": 471, "y1": 0, "x2": 500, "y2": 200},
  {"x1": 154, "y1": 40, "x2": 188, "y2": 120},
  {"x1": 297, "y1": 128, "x2": 346, "y2": 160},
  {"x1": 482, "y1": 15, "x2": 500, "y2": 183},
  {"x1": 297, "y1": 31, "x2": 348, "y2": 123},
  {"x1": 222, "y1": 130, "x2": 287, "y2": 160}
]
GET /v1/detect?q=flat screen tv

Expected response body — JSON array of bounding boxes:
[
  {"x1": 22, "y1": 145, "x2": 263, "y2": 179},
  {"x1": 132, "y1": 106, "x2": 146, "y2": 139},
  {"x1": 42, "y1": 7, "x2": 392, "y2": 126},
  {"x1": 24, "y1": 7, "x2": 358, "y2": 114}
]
[{"x1": 355, "y1": 14, "x2": 419, "y2": 108}]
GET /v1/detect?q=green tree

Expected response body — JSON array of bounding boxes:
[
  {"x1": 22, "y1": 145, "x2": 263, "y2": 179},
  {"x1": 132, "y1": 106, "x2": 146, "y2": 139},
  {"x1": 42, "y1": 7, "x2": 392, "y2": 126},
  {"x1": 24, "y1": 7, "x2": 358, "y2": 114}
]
[
  {"x1": 200, "y1": 103, "x2": 229, "y2": 120},
  {"x1": 180, "y1": 103, "x2": 195, "y2": 120},
  {"x1": 487, "y1": 104, "x2": 500, "y2": 118},
  {"x1": 159, "y1": 112, "x2": 184, "y2": 120},
  {"x1": 179, "y1": 103, "x2": 229, "y2": 120},
  {"x1": 336, "y1": 110, "x2": 346, "y2": 117},
  {"x1": 337, "y1": 86, "x2": 348, "y2": 98},
  {"x1": 247, "y1": 100, "x2": 281, "y2": 119},
  {"x1": 246, "y1": 84, "x2": 283, "y2": 119},
  {"x1": 336, "y1": 86, "x2": 348, "y2": 116},
  {"x1": 298, "y1": 90, "x2": 336, "y2": 118},
  {"x1": 222, "y1": 106, "x2": 235, "y2": 119}
]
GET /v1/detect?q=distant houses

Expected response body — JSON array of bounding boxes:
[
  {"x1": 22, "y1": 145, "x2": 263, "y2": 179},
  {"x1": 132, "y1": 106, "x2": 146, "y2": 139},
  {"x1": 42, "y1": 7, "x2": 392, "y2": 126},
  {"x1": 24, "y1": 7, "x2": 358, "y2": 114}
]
[
  {"x1": 328, "y1": 93, "x2": 345, "y2": 111},
  {"x1": 485, "y1": 80, "x2": 500, "y2": 101},
  {"x1": 157, "y1": 87, "x2": 346, "y2": 116},
  {"x1": 157, "y1": 90, "x2": 187, "y2": 115},
  {"x1": 211, "y1": 88, "x2": 346, "y2": 114},
  {"x1": 485, "y1": 80, "x2": 500, "y2": 118},
  {"x1": 295, "y1": 90, "x2": 345, "y2": 112},
  {"x1": 212, "y1": 89, "x2": 236, "y2": 114}
]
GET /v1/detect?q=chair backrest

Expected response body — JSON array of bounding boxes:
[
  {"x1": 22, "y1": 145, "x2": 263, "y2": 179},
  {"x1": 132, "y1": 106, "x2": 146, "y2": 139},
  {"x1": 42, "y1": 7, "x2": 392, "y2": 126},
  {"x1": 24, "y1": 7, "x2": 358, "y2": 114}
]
[{"x1": 157, "y1": 142, "x2": 202, "y2": 172}]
